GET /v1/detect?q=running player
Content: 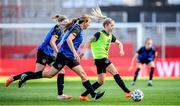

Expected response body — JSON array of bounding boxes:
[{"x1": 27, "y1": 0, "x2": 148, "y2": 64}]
[
  {"x1": 5, "y1": 15, "x2": 72, "y2": 99},
  {"x1": 128, "y1": 38, "x2": 158, "y2": 86},
  {"x1": 79, "y1": 9, "x2": 131, "y2": 100},
  {"x1": 17, "y1": 15, "x2": 105, "y2": 101}
]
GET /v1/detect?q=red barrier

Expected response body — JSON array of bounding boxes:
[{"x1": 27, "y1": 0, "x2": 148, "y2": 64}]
[
  {"x1": 0, "y1": 58, "x2": 180, "y2": 78},
  {"x1": 1, "y1": 44, "x2": 133, "y2": 58},
  {"x1": 1, "y1": 45, "x2": 37, "y2": 58}
]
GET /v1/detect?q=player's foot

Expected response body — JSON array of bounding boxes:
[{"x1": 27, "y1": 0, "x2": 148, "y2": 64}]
[
  {"x1": 79, "y1": 96, "x2": 89, "y2": 101},
  {"x1": 147, "y1": 80, "x2": 153, "y2": 87},
  {"x1": 57, "y1": 94, "x2": 73, "y2": 100},
  {"x1": 18, "y1": 74, "x2": 28, "y2": 88},
  {"x1": 5, "y1": 75, "x2": 15, "y2": 87},
  {"x1": 125, "y1": 92, "x2": 132, "y2": 99},
  {"x1": 92, "y1": 91, "x2": 105, "y2": 101},
  {"x1": 147, "y1": 82, "x2": 153, "y2": 86},
  {"x1": 131, "y1": 81, "x2": 136, "y2": 86}
]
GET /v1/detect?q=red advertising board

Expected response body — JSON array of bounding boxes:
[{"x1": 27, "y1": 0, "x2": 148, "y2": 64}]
[{"x1": 0, "y1": 58, "x2": 180, "y2": 78}]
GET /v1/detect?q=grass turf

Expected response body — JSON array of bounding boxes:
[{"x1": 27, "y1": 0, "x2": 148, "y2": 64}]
[{"x1": 0, "y1": 77, "x2": 180, "y2": 106}]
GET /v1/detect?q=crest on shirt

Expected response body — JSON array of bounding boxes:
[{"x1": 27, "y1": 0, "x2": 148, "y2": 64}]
[
  {"x1": 58, "y1": 64, "x2": 62, "y2": 68},
  {"x1": 105, "y1": 59, "x2": 109, "y2": 64},
  {"x1": 42, "y1": 59, "x2": 47, "y2": 63}
]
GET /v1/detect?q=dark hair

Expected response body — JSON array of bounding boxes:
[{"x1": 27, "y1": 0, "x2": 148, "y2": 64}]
[
  {"x1": 52, "y1": 15, "x2": 67, "y2": 23},
  {"x1": 103, "y1": 18, "x2": 114, "y2": 27},
  {"x1": 64, "y1": 15, "x2": 91, "y2": 32}
]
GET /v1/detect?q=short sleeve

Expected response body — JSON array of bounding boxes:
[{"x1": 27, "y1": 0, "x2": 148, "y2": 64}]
[
  {"x1": 111, "y1": 34, "x2": 117, "y2": 42},
  {"x1": 71, "y1": 26, "x2": 81, "y2": 37},
  {"x1": 152, "y1": 48, "x2": 156, "y2": 55},
  {"x1": 137, "y1": 47, "x2": 143, "y2": 54},
  {"x1": 52, "y1": 25, "x2": 62, "y2": 38},
  {"x1": 93, "y1": 32, "x2": 100, "y2": 41}
]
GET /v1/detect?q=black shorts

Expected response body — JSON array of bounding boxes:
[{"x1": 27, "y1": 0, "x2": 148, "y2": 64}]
[
  {"x1": 94, "y1": 58, "x2": 112, "y2": 74},
  {"x1": 138, "y1": 60, "x2": 153, "y2": 65},
  {"x1": 53, "y1": 52, "x2": 79, "y2": 71},
  {"x1": 36, "y1": 50, "x2": 55, "y2": 66}
]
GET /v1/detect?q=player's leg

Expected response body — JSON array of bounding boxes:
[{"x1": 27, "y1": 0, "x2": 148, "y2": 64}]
[
  {"x1": 80, "y1": 59, "x2": 107, "y2": 98},
  {"x1": 106, "y1": 63, "x2": 131, "y2": 98},
  {"x1": 147, "y1": 61, "x2": 155, "y2": 86},
  {"x1": 132, "y1": 63, "x2": 142, "y2": 86},
  {"x1": 6, "y1": 50, "x2": 48, "y2": 87},
  {"x1": 18, "y1": 52, "x2": 65, "y2": 88},
  {"x1": 70, "y1": 64, "x2": 105, "y2": 101},
  {"x1": 80, "y1": 73, "x2": 105, "y2": 100},
  {"x1": 18, "y1": 66, "x2": 60, "y2": 88},
  {"x1": 57, "y1": 69, "x2": 72, "y2": 100},
  {"x1": 5, "y1": 63, "x2": 45, "y2": 87}
]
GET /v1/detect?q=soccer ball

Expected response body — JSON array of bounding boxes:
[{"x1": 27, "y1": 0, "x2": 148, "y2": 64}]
[{"x1": 131, "y1": 89, "x2": 144, "y2": 102}]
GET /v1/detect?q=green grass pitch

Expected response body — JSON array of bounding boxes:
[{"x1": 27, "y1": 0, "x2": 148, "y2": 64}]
[{"x1": 0, "y1": 77, "x2": 180, "y2": 106}]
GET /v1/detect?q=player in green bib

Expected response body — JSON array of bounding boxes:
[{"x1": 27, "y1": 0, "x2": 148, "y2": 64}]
[{"x1": 80, "y1": 18, "x2": 131, "y2": 101}]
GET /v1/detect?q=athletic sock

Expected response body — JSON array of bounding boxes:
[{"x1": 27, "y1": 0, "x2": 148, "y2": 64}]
[
  {"x1": 82, "y1": 80, "x2": 96, "y2": 98},
  {"x1": 133, "y1": 68, "x2": 140, "y2": 82},
  {"x1": 57, "y1": 74, "x2": 64, "y2": 95},
  {"x1": 149, "y1": 67, "x2": 154, "y2": 80},
  {"x1": 81, "y1": 81, "x2": 101, "y2": 96},
  {"x1": 113, "y1": 74, "x2": 130, "y2": 93},
  {"x1": 13, "y1": 72, "x2": 34, "y2": 81},
  {"x1": 24, "y1": 71, "x2": 43, "y2": 81}
]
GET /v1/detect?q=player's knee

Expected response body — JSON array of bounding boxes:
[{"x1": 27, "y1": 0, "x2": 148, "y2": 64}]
[
  {"x1": 150, "y1": 64, "x2": 155, "y2": 67},
  {"x1": 58, "y1": 70, "x2": 65, "y2": 74},
  {"x1": 98, "y1": 77, "x2": 105, "y2": 85},
  {"x1": 98, "y1": 80, "x2": 104, "y2": 85}
]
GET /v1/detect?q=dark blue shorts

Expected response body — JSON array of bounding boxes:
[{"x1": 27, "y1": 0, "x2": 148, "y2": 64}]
[{"x1": 138, "y1": 59, "x2": 153, "y2": 64}]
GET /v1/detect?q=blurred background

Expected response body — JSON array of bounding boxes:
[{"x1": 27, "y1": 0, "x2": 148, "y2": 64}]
[{"x1": 0, "y1": 0, "x2": 180, "y2": 78}]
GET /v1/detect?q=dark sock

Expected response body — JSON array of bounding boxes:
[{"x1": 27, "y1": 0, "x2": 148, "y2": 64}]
[
  {"x1": 149, "y1": 67, "x2": 154, "y2": 80},
  {"x1": 113, "y1": 74, "x2": 130, "y2": 93},
  {"x1": 81, "y1": 81, "x2": 101, "y2": 96},
  {"x1": 57, "y1": 74, "x2": 64, "y2": 95},
  {"x1": 24, "y1": 71, "x2": 43, "y2": 81},
  {"x1": 82, "y1": 80, "x2": 96, "y2": 98},
  {"x1": 13, "y1": 72, "x2": 34, "y2": 81},
  {"x1": 133, "y1": 68, "x2": 140, "y2": 82}
]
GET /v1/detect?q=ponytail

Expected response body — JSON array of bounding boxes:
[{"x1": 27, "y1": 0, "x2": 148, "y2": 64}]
[
  {"x1": 52, "y1": 15, "x2": 67, "y2": 23},
  {"x1": 64, "y1": 15, "x2": 91, "y2": 32},
  {"x1": 52, "y1": 15, "x2": 60, "y2": 20},
  {"x1": 63, "y1": 18, "x2": 79, "y2": 32}
]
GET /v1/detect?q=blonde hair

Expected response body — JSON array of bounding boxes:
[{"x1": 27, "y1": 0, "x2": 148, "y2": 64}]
[
  {"x1": 90, "y1": 6, "x2": 107, "y2": 20},
  {"x1": 63, "y1": 6, "x2": 109, "y2": 32},
  {"x1": 90, "y1": 6, "x2": 114, "y2": 27}
]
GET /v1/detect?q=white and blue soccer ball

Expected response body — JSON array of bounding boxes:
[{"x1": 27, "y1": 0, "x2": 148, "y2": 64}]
[{"x1": 131, "y1": 89, "x2": 144, "y2": 102}]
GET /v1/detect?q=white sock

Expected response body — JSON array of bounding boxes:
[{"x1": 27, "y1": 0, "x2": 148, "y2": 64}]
[{"x1": 148, "y1": 80, "x2": 152, "y2": 83}]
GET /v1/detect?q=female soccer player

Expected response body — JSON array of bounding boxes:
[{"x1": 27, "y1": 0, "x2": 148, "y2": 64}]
[
  {"x1": 5, "y1": 15, "x2": 72, "y2": 100},
  {"x1": 17, "y1": 15, "x2": 105, "y2": 101},
  {"x1": 128, "y1": 38, "x2": 157, "y2": 86},
  {"x1": 79, "y1": 8, "x2": 131, "y2": 101}
]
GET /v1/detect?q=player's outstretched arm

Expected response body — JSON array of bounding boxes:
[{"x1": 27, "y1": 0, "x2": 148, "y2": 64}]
[
  {"x1": 114, "y1": 39, "x2": 124, "y2": 56},
  {"x1": 128, "y1": 53, "x2": 138, "y2": 71},
  {"x1": 79, "y1": 37, "x2": 96, "y2": 59}
]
